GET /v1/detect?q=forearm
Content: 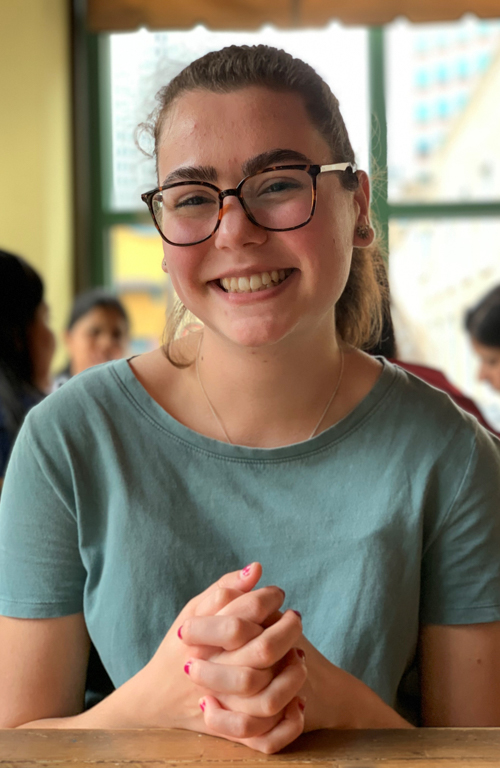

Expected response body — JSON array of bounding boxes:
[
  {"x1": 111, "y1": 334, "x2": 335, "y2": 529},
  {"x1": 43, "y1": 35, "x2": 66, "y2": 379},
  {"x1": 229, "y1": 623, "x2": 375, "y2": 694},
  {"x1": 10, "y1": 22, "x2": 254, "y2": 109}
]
[{"x1": 17, "y1": 675, "x2": 149, "y2": 730}]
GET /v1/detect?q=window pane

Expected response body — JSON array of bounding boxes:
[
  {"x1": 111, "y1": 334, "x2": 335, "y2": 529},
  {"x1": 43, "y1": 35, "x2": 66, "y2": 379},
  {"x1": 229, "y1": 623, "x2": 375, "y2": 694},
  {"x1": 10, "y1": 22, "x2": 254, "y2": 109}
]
[
  {"x1": 108, "y1": 24, "x2": 369, "y2": 211},
  {"x1": 389, "y1": 218, "x2": 500, "y2": 429},
  {"x1": 387, "y1": 18, "x2": 500, "y2": 203},
  {"x1": 109, "y1": 224, "x2": 171, "y2": 354}
]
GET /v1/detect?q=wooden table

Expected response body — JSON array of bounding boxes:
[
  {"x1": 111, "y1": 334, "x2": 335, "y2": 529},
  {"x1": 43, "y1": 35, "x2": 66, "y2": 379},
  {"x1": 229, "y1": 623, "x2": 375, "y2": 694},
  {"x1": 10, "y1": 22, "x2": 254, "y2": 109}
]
[{"x1": 1, "y1": 728, "x2": 499, "y2": 767}]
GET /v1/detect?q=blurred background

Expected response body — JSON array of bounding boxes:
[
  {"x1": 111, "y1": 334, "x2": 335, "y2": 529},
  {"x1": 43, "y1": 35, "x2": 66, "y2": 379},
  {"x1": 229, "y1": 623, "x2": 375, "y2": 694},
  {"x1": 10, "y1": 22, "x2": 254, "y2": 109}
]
[{"x1": 1, "y1": 0, "x2": 500, "y2": 426}]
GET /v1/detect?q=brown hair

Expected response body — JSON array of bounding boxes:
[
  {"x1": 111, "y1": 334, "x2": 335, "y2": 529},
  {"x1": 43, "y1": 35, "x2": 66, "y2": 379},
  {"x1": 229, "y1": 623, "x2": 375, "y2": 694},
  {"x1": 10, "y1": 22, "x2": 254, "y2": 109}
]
[{"x1": 140, "y1": 45, "x2": 386, "y2": 365}]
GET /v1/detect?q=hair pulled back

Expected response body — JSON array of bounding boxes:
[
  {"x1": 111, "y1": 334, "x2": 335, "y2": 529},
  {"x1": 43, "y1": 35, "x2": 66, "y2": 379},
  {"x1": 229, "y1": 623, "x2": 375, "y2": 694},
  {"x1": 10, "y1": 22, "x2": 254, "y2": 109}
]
[
  {"x1": 465, "y1": 285, "x2": 500, "y2": 348},
  {"x1": 140, "y1": 45, "x2": 386, "y2": 365}
]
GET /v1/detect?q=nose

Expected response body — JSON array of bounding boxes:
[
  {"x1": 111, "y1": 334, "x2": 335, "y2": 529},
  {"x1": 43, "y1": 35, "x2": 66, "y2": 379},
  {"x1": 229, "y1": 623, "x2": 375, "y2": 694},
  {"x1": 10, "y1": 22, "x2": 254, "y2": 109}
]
[
  {"x1": 97, "y1": 333, "x2": 117, "y2": 356},
  {"x1": 214, "y1": 195, "x2": 267, "y2": 250}
]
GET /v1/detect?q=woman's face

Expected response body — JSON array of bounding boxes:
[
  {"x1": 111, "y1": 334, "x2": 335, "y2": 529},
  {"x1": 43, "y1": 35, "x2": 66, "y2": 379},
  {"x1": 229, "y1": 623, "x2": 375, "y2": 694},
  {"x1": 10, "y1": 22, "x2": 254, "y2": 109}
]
[
  {"x1": 65, "y1": 306, "x2": 129, "y2": 375},
  {"x1": 157, "y1": 86, "x2": 370, "y2": 350},
  {"x1": 471, "y1": 339, "x2": 500, "y2": 392},
  {"x1": 28, "y1": 301, "x2": 56, "y2": 392}
]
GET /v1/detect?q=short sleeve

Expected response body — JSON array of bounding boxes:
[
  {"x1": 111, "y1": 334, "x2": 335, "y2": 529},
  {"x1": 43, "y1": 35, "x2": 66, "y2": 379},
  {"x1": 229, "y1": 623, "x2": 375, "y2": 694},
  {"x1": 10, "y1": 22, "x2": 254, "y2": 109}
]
[
  {"x1": 420, "y1": 423, "x2": 500, "y2": 625},
  {"x1": 0, "y1": 409, "x2": 86, "y2": 618}
]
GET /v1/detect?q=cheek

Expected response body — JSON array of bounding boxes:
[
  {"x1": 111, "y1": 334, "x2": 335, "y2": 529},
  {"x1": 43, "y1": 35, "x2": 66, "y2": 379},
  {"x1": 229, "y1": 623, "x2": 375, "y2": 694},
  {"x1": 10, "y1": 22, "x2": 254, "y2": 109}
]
[
  {"x1": 291, "y1": 216, "x2": 353, "y2": 285},
  {"x1": 162, "y1": 243, "x2": 208, "y2": 300},
  {"x1": 72, "y1": 333, "x2": 95, "y2": 358}
]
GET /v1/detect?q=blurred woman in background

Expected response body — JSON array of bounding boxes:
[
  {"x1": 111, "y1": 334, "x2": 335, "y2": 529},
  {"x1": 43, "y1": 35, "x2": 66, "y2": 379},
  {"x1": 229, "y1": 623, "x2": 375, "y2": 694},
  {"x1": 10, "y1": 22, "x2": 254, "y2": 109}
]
[
  {"x1": 0, "y1": 250, "x2": 55, "y2": 484},
  {"x1": 55, "y1": 289, "x2": 130, "y2": 387},
  {"x1": 465, "y1": 286, "x2": 500, "y2": 393}
]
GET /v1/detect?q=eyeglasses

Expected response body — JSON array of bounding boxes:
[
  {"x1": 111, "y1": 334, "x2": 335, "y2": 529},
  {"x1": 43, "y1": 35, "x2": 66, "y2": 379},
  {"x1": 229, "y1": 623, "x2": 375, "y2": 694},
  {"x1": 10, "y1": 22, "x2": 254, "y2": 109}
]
[{"x1": 141, "y1": 162, "x2": 357, "y2": 247}]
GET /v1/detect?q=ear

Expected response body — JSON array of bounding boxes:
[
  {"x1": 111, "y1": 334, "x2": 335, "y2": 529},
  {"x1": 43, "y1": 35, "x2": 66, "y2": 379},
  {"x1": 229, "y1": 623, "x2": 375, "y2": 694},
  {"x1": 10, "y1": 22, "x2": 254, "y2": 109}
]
[{"x1": 352, "y1": 170, "x2": 375, "y2": 248}]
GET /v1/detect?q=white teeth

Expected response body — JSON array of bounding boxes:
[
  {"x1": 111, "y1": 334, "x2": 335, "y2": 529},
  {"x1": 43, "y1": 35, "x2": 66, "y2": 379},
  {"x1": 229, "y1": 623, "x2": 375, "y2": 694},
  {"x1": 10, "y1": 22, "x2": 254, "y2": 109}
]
[
  {"x1": 250, "y1": 274, "x2": 262, "y2": 290},
  {"x1": 220, "y1": 269, "x2": 293, "y2": 294}
]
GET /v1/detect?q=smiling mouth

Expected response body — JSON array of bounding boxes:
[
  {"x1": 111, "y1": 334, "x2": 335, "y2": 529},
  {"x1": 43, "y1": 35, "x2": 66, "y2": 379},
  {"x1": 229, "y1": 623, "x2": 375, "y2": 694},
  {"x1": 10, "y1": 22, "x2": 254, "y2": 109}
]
[{"x1": 218, "y1": 268, "x2": 294, "y2": 294}]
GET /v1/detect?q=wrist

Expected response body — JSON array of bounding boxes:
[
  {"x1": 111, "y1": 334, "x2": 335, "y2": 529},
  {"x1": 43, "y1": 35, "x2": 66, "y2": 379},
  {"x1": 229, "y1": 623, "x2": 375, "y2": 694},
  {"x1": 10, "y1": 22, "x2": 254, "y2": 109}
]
[
  {"x1": 342, "y1": 673, "x2": 414, "y2": 729},
  {"x1": 80, "y1": 670, "x2": 158, "y2": 729},
  {"x1": 303, "y1": 643, "x2": 413, "y2": 731}
]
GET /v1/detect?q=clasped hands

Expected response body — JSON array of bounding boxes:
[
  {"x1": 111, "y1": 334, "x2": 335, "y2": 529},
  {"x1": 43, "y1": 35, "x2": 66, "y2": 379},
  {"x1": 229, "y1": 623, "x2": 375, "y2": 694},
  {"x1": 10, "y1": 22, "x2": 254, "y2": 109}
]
[{"x1": 140, "y1": 562, "x2": 307, "y2": 753}]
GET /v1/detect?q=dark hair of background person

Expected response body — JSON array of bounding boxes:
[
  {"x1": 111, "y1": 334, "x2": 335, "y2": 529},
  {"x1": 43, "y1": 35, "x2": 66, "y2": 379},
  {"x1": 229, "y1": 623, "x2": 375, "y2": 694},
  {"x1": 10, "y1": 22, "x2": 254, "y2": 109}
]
[
  {"x1": 67, "y1": 288, "x2": 130, "y2": 332},
  {"x1": 465, "y1": 285, "x2": 500, "y2": 348},
  {"x1": 0, "y1": 249, "x2": 44, "y2": 390},
  {"x1": 138, "y1": 44, "x2": 388, "y2": 366}
]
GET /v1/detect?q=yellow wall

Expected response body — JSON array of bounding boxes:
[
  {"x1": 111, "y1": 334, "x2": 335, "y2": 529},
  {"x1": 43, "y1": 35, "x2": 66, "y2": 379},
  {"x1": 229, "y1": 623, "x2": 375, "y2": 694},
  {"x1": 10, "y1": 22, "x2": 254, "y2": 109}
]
[{"x1": 0, "y1": 0, "x2": 72, "y2": 368}]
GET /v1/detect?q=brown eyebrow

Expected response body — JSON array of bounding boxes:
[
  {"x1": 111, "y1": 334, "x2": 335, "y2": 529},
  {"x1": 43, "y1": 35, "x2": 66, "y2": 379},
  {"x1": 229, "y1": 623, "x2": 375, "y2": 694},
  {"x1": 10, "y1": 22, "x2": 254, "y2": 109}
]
[
  {"x1": 242, "y1": 149, "x2": 313, "y2": 176},
  {"x1": 161, "y1": 165, "x2": 218, "y2": 186},
  {"x1": 160, "y1": 149, "x2": 313, "y2": 188}
]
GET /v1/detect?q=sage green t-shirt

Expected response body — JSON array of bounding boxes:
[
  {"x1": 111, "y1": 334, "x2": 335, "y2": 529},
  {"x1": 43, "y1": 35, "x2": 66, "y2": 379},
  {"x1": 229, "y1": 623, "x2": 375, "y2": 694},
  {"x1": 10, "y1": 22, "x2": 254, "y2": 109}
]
[{"x1": 1, "y1": 359, "x2": 500, "y2": 722}]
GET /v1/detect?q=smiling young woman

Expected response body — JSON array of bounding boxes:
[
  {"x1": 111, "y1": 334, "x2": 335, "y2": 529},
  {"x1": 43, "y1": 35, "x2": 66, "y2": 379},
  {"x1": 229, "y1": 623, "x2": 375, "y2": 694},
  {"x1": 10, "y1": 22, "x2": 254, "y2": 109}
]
[{"x1": 0, "y1": 46, "x2": 499, "y2": 754}]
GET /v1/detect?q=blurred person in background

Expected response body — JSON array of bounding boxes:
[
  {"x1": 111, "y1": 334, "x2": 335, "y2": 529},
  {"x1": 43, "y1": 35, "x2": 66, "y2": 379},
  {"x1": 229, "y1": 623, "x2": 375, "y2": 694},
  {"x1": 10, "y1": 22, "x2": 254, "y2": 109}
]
[
  {"x1": 465, "y1": 286, "x2": 500, "y2": 394},
  {"x1": 0, "y1": 253, "x2": 113, "y2": 706},
  {"x1": 367, "y1": 303, "x2": 499, "y2": 436},
  {"x1": 54, "y1": 289, "x2": 130, "y2": 388},
  {"x1": 0, "y1": 250, "x2": 55, "y2": 486}
]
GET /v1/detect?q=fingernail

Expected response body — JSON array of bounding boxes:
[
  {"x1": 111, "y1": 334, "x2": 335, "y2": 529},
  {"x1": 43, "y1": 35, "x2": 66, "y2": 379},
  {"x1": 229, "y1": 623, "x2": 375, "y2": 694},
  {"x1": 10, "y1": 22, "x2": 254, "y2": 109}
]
[
  {"x1": 199, "y1": 699, "x2": 206, "y2": 712},
  {"x1": 298, "y1": 699, "x2": 306, "y2": 712},
  {"x1": 278, "y1": 587, "x2": 286, "y2": 599},
  {"x1": 296, "y1": 648, "x2": 306, "y2": 660},
  {"x1": 177, "y1": 625, "x2": 183, "y2": 639},
  {"x1": 184, "y1": 660, "x2": 192, "y2": 675},
  {"x1": 292, "y1": 610, "x2": 302, "y2": 620},
  {"x1": 241, "y1": 563, "x2": 253, "y2": 577}
]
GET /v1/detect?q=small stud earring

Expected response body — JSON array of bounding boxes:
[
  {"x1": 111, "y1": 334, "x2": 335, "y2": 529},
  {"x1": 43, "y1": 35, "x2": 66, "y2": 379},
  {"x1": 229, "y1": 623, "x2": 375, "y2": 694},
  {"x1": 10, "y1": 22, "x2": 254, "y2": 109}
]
[
  {"x1": 356, "y1": 224, "x2": 371, "y2": 239},
  {"x1": 162, "y1": 259, "x2": 167, "y2": 268}
]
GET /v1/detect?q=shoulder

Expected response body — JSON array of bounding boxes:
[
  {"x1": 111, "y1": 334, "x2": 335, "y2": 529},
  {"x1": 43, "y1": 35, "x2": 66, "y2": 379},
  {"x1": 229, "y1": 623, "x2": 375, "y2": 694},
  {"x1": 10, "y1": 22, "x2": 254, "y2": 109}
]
[
  {"x1": 375, "y1": 360, "x2": 500, "y2": 479},
  {"x1": 383, "y1": 359, "x2": 488, "y2": 433},
  {"x1": 23, "y1": 360, "x2": 131, "y2": 447}
]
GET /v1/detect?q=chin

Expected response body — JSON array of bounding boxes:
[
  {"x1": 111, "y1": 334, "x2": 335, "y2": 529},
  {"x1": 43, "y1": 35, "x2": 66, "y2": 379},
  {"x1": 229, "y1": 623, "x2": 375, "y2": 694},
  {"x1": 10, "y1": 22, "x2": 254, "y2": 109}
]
[{"x1": 224, "y1": 323, "x2": 296, "y2": 349}]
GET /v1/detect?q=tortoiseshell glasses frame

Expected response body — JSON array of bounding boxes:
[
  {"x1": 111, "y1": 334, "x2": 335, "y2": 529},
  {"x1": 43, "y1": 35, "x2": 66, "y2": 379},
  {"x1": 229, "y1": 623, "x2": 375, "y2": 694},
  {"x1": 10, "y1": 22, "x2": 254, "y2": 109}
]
[{"x1": 141, "y1": 162, "x2": 358, "y2": 247}]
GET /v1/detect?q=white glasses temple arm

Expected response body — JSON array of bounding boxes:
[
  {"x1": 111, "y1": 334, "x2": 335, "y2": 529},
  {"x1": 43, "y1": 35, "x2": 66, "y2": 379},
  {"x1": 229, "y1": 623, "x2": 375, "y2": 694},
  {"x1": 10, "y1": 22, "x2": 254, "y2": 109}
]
[{"x1": 319, "y1": 162, "x2": 357, "y2": 173}]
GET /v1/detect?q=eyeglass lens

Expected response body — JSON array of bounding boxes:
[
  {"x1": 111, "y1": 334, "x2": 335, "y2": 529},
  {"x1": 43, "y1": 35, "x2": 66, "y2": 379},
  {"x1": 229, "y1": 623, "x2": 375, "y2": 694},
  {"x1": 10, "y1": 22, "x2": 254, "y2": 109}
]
[{"x1": 151, "y1": 169, "x2": 314, "y2": 245}]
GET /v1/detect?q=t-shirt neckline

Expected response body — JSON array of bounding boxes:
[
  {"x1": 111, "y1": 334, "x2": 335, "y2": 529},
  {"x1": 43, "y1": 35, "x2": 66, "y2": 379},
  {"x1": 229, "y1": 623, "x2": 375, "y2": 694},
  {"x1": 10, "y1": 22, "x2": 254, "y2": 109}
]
[{"x1": 111, "y1": 356, "x2": 398, "y2": 461}]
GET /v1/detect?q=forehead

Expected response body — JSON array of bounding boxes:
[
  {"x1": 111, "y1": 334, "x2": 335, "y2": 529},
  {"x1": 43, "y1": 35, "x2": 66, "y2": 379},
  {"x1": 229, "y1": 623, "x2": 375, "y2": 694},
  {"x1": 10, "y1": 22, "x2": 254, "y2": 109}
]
[
  {"x1": 472, "y1": 339, "x2": 500, "y2": 360},
  {"x1": 76, "y1": 306, "x2": 126, "y2": 327},
  {"x1": 157, "y1": 86, "x2": 330, "y2": 179}
]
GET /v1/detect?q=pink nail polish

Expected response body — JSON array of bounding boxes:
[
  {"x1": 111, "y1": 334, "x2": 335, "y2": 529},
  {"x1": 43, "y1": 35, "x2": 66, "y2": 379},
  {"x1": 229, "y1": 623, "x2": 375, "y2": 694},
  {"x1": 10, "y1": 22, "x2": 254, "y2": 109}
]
[
  {"x1": 184, "y1": 661, "x2": 192, "y2": 675},
  {"x1": 241, "y1": 564, "x2": 253, "y2": 577},
  {"x1": 199, "y1": 699, "x2": 206, "y2": 712},
  {"x1": 177, "y1": 625, "x2": 183, "y2": 639},
  {"x1": 296, "y1": 648, "x2": 306, "y2": 660},
  {"x1": 292, "y1": 610, "x2": 302, "y2": 620}
]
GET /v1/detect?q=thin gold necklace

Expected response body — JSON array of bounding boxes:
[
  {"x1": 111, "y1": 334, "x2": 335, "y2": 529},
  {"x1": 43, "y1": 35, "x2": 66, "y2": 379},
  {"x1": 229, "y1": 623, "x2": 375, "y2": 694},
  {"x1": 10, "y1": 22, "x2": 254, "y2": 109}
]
[{"x1": 195, "y1": 337, "x2": 345, "y2": 445}]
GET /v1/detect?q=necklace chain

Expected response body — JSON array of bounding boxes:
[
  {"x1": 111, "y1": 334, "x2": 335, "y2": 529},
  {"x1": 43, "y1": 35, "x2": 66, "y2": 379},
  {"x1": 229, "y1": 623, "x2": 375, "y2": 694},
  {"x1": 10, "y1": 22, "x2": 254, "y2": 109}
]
[{"x1": 196, "y1": 337, "x2": 345, "y2": 445}]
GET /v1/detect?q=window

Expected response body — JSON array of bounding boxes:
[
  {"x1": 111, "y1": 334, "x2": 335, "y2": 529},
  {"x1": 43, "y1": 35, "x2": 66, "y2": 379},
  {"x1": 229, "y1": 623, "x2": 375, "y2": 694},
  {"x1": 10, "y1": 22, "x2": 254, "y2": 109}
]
[{"x1": 86, "y1": 18, "x2": 500, "y2": 427}]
